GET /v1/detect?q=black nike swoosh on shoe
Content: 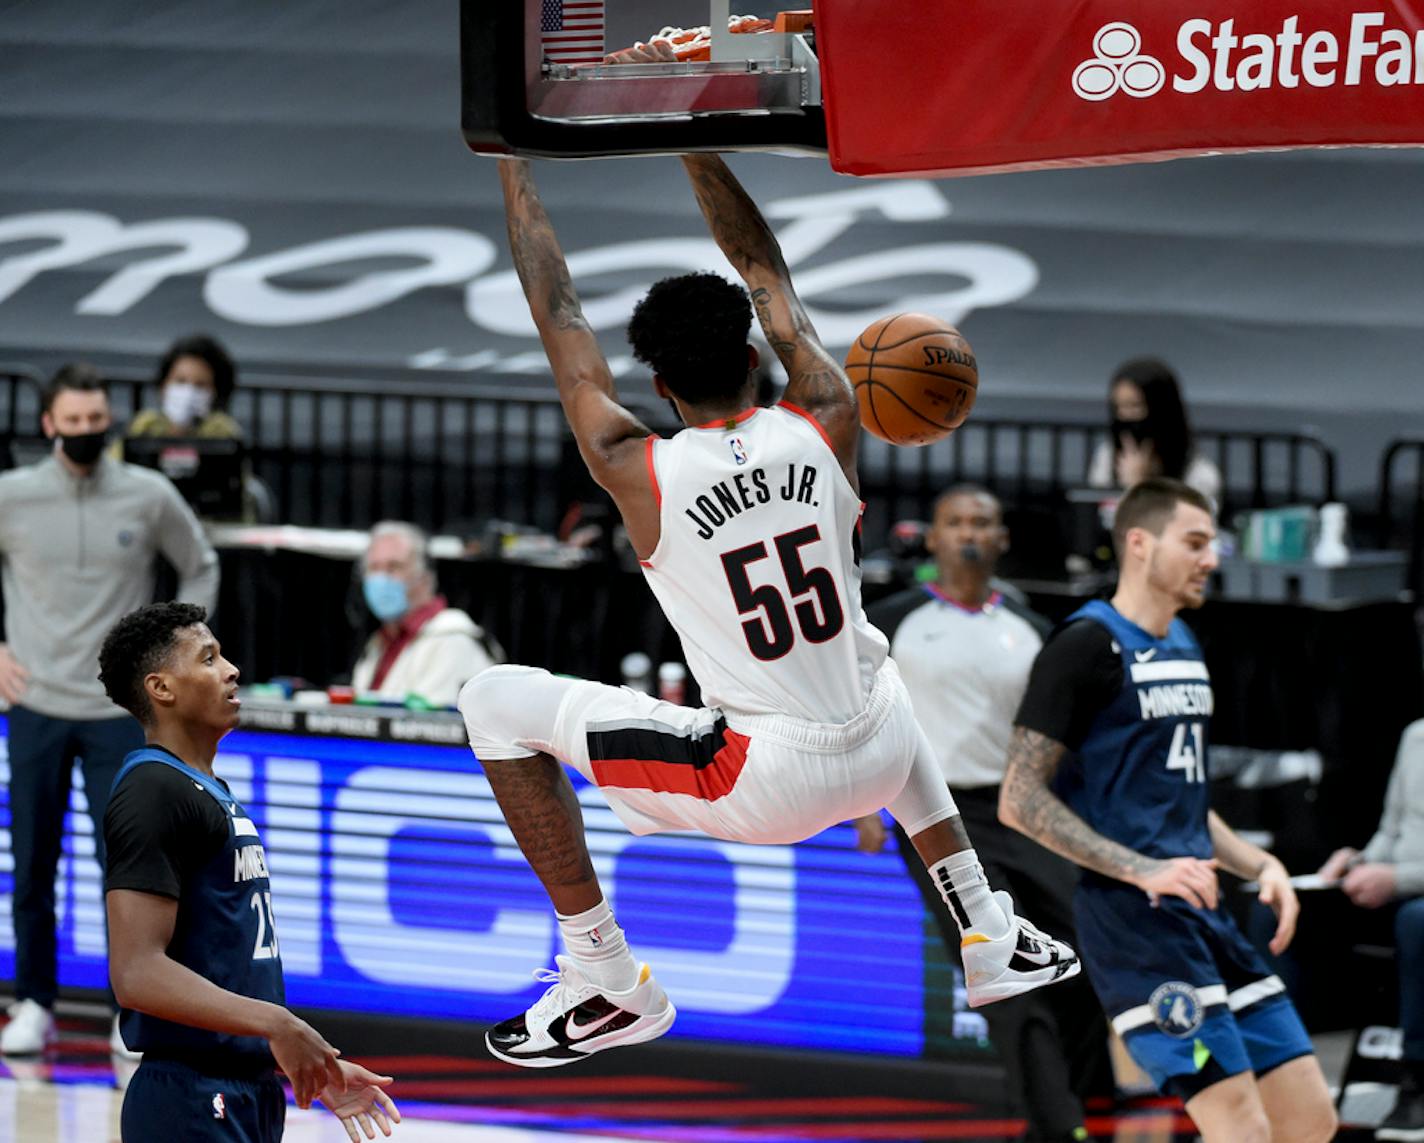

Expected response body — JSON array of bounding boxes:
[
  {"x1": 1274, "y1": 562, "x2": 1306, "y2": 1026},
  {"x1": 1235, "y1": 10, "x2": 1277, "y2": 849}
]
[{"x1": 1009, "y1": 945, "x2": 1069, "y2": 973}]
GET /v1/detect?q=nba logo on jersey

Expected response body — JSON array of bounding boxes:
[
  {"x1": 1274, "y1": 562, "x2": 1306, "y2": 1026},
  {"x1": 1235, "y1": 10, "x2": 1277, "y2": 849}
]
[
  {"x1": 212, "y1": 1092, "x2": 227, "y2": 1119},
  {"x1": 1148, "y1": 981, "x2": 1204, "y2": 1038},
  {"x1": 728, "y1": 437, "x2": 748, "y2": 465}
]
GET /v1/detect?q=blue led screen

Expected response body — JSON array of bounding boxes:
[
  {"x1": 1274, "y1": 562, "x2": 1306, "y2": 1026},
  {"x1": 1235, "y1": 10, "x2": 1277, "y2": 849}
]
[{"x1": 0, "y1": 717, "x2": 982, "y2": 1055}]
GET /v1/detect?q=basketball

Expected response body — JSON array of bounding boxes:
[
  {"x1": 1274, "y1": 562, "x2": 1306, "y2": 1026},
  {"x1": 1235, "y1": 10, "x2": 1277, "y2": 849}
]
[{"x1": 846, "y1": 314, "x2": 979, "y2": 446}]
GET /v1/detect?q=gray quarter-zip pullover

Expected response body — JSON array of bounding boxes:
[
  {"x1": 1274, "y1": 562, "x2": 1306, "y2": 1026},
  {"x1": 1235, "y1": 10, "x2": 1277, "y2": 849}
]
[{"x1": 0, "y1": 454, "x2": 220, "y2": 720}]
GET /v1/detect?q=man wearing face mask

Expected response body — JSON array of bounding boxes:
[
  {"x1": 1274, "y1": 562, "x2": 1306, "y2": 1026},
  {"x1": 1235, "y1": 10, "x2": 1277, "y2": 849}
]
[
  {"x1": 855, "y1": 486, "x2": 1112, "y2": 1143},
  {"x1": 351, "y1": 521, "x2": 498, "y2": 709},
  {"x1": 0, "y1": 363, "x2": 219, "y2": 1057}
]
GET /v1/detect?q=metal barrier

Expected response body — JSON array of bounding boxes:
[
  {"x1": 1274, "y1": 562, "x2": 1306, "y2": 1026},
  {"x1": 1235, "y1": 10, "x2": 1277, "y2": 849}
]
[
  {"x1": 1379, "y1": 438, "x2": 1424, "y2": 598},
  {"x1": 0, "y1": 368, "x2": 1337, "y2": 545},
  {"x1": 858, "y1": 421, "x2": 1336, "y2": 521},
  {"x1": 0, "y1": 368, "x2": 663, "y2": 535}
]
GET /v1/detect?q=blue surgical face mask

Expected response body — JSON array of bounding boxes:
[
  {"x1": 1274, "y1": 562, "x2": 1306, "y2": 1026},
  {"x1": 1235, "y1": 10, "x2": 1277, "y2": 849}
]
[{"x1": 363, "y1": 573, "x2": 409, "y2": 623}]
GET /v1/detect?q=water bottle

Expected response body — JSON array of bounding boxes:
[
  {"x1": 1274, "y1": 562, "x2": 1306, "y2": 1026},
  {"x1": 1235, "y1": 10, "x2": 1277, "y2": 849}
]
[
  {"x1": 657, "y1": 661, "x2": 687, "y2": 705},
  {"x1": 620, "y1": 652, "x2": 653, "y2": 694}
]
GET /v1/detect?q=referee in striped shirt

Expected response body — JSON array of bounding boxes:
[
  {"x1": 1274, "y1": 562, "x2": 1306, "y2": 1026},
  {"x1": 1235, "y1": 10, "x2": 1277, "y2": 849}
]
[{"x1": 857, "y1": 485, "x2": 1111, "y2": 1143}]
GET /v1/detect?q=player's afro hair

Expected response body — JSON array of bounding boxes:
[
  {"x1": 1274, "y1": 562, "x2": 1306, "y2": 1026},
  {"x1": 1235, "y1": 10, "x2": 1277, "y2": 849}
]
[
  {"x1": 627, "y1": 273, "x2": 753, "y2": 407},
  {"x1": 99, "y1": 602, "x2": 209, "y2": 725}
]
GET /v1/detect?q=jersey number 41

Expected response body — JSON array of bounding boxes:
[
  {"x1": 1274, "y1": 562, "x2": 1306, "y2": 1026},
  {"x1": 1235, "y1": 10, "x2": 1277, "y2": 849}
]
[{"x1": 1165, "y1": 722, "x2": 1206, "y2": 784}]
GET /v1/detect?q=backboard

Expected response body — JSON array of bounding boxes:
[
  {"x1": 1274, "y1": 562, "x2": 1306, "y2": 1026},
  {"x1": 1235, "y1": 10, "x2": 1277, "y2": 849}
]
[
  {"x1": 461, "y1": 1, "x2": 825, "y2": 159},
  {"x1": 465, "y1": 2, "x2": 1424, "y2": 178}
]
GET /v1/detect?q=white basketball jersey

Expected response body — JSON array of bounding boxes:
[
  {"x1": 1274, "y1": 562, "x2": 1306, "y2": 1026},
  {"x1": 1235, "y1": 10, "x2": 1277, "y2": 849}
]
[{"x1": 641, "y1": 403, "x2": 888, "y2": 723}]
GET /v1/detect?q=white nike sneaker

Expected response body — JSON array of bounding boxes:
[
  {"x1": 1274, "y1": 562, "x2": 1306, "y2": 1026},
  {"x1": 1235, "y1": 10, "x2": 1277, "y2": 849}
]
[
  {"x1": 960, "y1": 890, "x2": 1081, "y2": 1008},
  {"x1": 0, "y1": 999, "x2": 56, "y2": 1055},
  {"x1": 486, "y1": 956, "x2": 676, "y2": 1068}
]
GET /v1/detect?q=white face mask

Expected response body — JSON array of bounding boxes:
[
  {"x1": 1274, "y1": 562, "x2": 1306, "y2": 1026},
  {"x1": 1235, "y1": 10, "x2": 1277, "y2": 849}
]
[{"x1": 161, "y1": 382, "x2": 214, "y2": 429}]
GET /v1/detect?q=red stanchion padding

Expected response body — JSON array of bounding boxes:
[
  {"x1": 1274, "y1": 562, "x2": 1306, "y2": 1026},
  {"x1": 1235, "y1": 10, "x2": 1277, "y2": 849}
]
[{"x1": 817, "y1": 0, "x2": 1424, "y2": 177}]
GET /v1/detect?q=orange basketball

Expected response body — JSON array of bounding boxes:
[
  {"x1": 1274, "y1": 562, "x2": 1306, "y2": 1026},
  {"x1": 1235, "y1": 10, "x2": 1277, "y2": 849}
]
[{"x1": 845, "y1": 313, "x2": 979, "y2": 446}]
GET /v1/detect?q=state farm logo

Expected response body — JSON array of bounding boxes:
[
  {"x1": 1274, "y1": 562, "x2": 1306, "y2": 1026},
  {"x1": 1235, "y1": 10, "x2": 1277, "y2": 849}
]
[
  {"x1": 1073, "y1": 23, "x2": 1165, "y2": 100},
  {"x1": 1074, "y1": 13, "x2": 1424, "y2": 101}
]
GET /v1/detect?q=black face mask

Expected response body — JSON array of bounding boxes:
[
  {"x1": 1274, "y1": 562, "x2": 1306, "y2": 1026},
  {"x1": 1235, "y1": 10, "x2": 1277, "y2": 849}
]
[
  {"x1": 58, "y1": 430, "x2": 108, "y2": 466},
  {"x1": 958, "y1": 542, "x2": 985, "y2": 565},
  {"x1": 1111, "y1": 416, "x2": 1153, "y2": 446}
]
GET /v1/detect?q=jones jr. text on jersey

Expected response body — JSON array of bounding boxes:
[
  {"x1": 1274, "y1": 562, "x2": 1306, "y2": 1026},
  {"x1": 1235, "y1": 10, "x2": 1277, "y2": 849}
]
[{"x1": 684, "y1": 464, "x2": 820, "y2": 541}]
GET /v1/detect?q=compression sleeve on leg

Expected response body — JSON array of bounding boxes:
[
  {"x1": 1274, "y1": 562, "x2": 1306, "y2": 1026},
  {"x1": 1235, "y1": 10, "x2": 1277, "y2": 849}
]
[{"x1": 887, "y1": 724, "x2": 960, "y2": 837}]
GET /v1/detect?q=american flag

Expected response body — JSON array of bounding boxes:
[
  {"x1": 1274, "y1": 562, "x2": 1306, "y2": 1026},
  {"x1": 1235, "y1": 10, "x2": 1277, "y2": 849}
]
[{"x1": 540, "y1": 0, "x2": 606, "y2": 65}]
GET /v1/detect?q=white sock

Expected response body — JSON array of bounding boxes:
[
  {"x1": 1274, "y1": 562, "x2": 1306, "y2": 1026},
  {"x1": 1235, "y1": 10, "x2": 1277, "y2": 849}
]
[
  {"x1": 556, "y1": 898, "x2": 639, "y2": 993},
  {"x1": 929, "y1": 849, "x2": 1009, "y2": 938}
]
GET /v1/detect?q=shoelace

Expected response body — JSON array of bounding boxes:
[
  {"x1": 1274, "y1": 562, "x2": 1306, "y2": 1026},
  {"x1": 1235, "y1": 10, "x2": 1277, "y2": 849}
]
[
  {"x1": 525, "y1": 958, "x2": 592, "y2": 1027},
  {"x1": 1017, "y1": 918, "x2": 1064, "y2": 953}
]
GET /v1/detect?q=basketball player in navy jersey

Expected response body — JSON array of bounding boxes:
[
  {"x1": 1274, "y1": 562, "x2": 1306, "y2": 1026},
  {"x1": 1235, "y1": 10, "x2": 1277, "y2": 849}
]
[
  {"x1": 1000, "y1": 479, "x2": 1336, "y2": 1142},
  {"x1": 99, "y1": 602, "x2": 400, "y2": 1142},
  {"x1": 458, "y1": 154, "x2": 1078, "y2": 1069}
]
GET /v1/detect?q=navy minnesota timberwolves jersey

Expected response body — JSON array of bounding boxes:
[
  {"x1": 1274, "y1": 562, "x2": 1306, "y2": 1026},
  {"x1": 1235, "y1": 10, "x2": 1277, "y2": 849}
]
[
  {"x1": 1056, "y1": 600, "x2": 1214, "y2": 871},
  {"x1": 114, "y1": 749, "x2": 285, "y2": 1068}
]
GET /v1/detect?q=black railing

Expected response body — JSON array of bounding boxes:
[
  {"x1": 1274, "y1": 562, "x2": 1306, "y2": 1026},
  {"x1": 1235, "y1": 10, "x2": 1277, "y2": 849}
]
[
  {"x1": 0, "y1": 368, "x2": 1338, "y2": 548},
  {"x1": 1379, "y1": 438, "x2": 1424, "y2": 598},
  {"x1": 0, "y1": 368, "x2": 672, "y2": 535},
  {"x1": 858, "y1": 421, "x2": 1336, "y2": 528}
]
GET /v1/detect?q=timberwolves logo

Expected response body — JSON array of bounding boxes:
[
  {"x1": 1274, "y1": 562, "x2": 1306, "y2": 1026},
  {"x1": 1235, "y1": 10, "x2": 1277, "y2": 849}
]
[{"x1": 1149, "y1": 981, "x2": 1204, "y2": 1038}]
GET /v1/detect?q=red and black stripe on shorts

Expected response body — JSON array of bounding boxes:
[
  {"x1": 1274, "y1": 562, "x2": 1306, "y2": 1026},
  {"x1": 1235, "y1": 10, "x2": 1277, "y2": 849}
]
[{"x1": 586, "y1": 716, "x2": 751, "y2": 801}]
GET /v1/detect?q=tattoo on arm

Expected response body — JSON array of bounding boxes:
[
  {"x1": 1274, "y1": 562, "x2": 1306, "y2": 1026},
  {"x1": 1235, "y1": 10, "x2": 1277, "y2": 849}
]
[
  {"x1": 682, "y1": 155, "x2": 785, "y2": 277},
  {"x1": 749, "y1": 287, "x2": 797, "y2": 361},
  {"x1": 502, "y1": 162, "x2": 589, "y2": 333},
  {"x1": 1001, "y1": 727, "x2": 1160, "y2": 884}
]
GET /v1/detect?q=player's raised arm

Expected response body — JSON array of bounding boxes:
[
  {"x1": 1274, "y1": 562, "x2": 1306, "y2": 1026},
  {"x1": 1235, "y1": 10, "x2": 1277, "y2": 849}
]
[
  {"x1": 680, "y1": 155, "x2": 859, "y2": 466},
  {"x1": 498, "y1": 159, "x2": 651, "y2": 476},
  {"x1": 999, "y1": 727, "x2": 1220, "y2": 910}
]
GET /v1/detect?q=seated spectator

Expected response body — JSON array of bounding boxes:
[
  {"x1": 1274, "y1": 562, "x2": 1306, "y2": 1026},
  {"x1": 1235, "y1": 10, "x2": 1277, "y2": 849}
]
[
  {"x1": 1087, "y1": 357, "x2": 1221, "y2": 503},
  {"x1": 352, "y1": 521, "x2": 499, "y2": 707},
  {"x1": 1316, "y1": 719, "x2": 1424, "y2": 1140},
  {"x1": 126, "y1": 334, "x2": 242, "y2": 440}
]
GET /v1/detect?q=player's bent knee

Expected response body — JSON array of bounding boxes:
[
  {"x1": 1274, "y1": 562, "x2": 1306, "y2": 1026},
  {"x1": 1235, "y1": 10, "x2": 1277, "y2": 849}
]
[{"x1": 459, "y1": 664, "x2": 548, "y2": 754}]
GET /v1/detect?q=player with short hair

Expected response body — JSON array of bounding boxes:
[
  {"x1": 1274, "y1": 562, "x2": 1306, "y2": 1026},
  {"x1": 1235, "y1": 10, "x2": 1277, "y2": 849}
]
[
  {"x1": 99, "y1": 602, "x2": 400, "y2": 1142},
  {"x1": 458, "y1": 154, "x2": 1078, "y2": 1068},
  {"x1": 1000, "y1": 478, "x2": 1336, "y2": 1142}
]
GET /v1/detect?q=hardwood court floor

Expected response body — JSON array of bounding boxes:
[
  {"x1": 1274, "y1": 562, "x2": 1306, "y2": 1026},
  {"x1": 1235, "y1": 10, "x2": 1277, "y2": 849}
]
[{"x1": 0, "y1": 1006, "x2": 1366, "y2": 1143}]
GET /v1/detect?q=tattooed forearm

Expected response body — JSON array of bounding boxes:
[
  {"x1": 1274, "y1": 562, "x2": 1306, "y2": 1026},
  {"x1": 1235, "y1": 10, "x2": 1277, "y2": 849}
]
[
  {"x1": 749, "y1": 287, "x2": 798, "y2": 358},
  {"x1": 500, "y1": 160, "x2": 589, "y2": 332},
  {"x1": 682, "y1": 155, "x2": 787, "y2": 277},
  {"x1": 1001, "y1": 727, "x2": 1161, "y2": 885}
]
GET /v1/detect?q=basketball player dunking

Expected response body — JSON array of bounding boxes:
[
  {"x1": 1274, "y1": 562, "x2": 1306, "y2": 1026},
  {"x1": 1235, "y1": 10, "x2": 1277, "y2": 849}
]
[{"x1": 459, "y1": 155, "x2": 1079, "y2": 1068}]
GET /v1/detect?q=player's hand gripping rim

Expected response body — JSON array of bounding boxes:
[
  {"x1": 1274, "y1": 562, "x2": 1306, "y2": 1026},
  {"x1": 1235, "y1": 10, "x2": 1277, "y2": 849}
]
[{"x1": 1135, "y1": 855, "x2": 1220, "y2": 910}]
